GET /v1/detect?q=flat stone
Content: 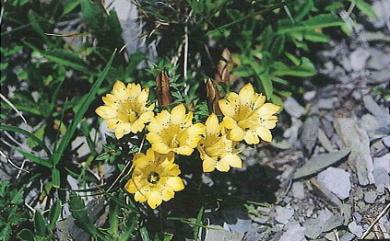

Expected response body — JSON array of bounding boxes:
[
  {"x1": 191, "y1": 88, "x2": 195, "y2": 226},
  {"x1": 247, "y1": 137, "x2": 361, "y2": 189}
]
[
  {"x1": 301, "y1": 116, "x2": 320, "y2": 154},
  {"x1": 304, "y1": 209, "x2": 344, "y2": 239},
  {"x1": 279, "y1": 222, "x2": 306, "y2": 241},
  {"x1": 291, "y1": 182, "x2": 305, "y2": 200},
  {"x1": 203, "y1": 225, "x2": 244, "y2": 241},
  {"x1": 294, "y1": 150, "x2": 350, "y2": 180},
  {"x1": 373, "y1": 153, "x2": 390, "y2": 192},
  {"x1": 348, "y1": 221, "x2": 364, "y2": 237},
  {"x1": 318, "y1": 128, "x2": 334, "y2": 152},
  {"x1": 335, "y1": 118, "x2": 375, "y2": 186},
  {"x1": 317, "y1": 167, "x2": 351, "y2": 200},
  {"x1": 350, "y1": 48, "x2": 370, "y2": 71},
  {"x1": 364, "y1": 191, "x2": 377, "y2": 204},
  {"x1": 284, "y1": 97, "x2": 305, "y2": 118},
  {"x1": 304, "y1": 91, "x2": 316, "y2": 101},
  {"x1": 383, "y1": 136, "x2": 390, "y2": 148},
  {"x1": 275, "y1": 206, "x2": 294, "y2": 224},
  {"x1": 340, "y1": 232, "x2": 355, "y2": 241}
]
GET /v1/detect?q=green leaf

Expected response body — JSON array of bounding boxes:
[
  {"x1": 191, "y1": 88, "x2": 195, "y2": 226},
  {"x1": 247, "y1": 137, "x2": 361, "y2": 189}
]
[
  {"x1": 34, "y1": 211, "x2": 47, "y2": 236},
  {"x1": 43, "y1": 50, "x2": 94, "y2": 74},
  {"x1": 270, "y1": 35, "x2": 286, "y2": 57},
  {"x1": 273, "y1": 58, "x2": 316, "y2": 77},
  {"x1": 62, "y1": 0, "x2": 81, "y2": 17},
  {"x1": 354, "y1": 0, "x2": 377, "y2": 18},
  {"x1": 140, "y1": 226, "x2": 151, "y2": 241},
  {"x1": 18, "y1": 229, "x2": 34, "y2": 241},
  {"x1": 51, "y1": 168, "x2": 60, "y2": 188},
  {"x1": 193, "y1": 206, "x2": 204, "y2": 240},
  {"x1": 0, "y1": 124, "x2": 51, "y2": 156},
  {"x1": 26, "y1": 124, "x2": 46, "y2": 149},
  {"x1": 259, "y1": 72, "x2": 273, "y2": 99},
  {"x1": 303, "y1": 31, "x2": 330, "y2": 43},
  {"x1": 48, "y1": 200, "x2": 61, "y2": 231},
  {"x1": 295, "y1": 0, "x2": 314, "y2": 21},
  {"x1": 277, "y1": 14, "x2": 344, "y2": 34},
  {"x1": 27, "y1": 10, "x2": 49, "y2": 43},
  {"x1": 69, "y1": 195, "x2": 99, "y2": 237},
  {"x1": 51, "y1": 50, "x2": 116, "y2": 166},
  {"x1": 80, "y1": 0, "x2": 105, "y2": 29}
]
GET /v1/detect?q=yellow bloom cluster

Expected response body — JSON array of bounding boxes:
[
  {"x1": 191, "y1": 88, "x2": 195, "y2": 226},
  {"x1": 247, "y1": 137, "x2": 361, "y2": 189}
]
[{"x1": 96, "y1": 80, "x2": 279, "y2": 209}]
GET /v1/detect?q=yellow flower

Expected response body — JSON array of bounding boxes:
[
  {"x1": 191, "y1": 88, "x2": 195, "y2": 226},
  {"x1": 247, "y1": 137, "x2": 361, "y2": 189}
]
[
  {"x1": 218, "y1": 83, "x2": 280, "y2": 144},
  {"x1": 96, "y1": 80, "x2": 155, "y2": 139},
  {"x1": 125, "y1": 149, "x2": 184, "y2": 209},
  {"x1": 146, "y1": 104, "x2": 205, "y2": 156},
  {"x1": 197, "y1": 114, "x2": 242, "y2": 172}
]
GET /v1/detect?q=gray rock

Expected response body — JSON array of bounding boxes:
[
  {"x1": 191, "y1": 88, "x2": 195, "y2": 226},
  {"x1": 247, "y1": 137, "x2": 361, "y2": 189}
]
[
  {"x1": 284, "y1": 118, "x2": 302, "y2": 145},
  {"x1": 350, "y1": 48, "x2": 370, "y2": 71},
  {"x1": 340, "y1": 232, "x2": 355, "y2": 241},
  {"x1": 203, "y1": 225, "x2": 243, "y2": 241},
  {"x1": 371, "y1": 0, "x2": 390, "y2": 28},
  {"x1": 369, "y1": 69, "x2": 390, "y2": 83},
  {"x1": 225, "y1": 218, "x2": 252, "y2": 234},
  {"x1": 291, "y1": 182, "x2": 305, "y2": 200},
  {"x1": 279, "y1": 222, "x2": 306, "y2": 241},
  {"x1": 367, "y1": 48, "x2": 390, "y2": 70},
  {"x1": 317, "y1": 167, "x2": 351, "y2": 200},
  {"x1": 305, "y1": 209, "x2": 344, "y2": 239},
  {"x1": 348, "y1": 221, "x2": 364, "y2": 237},
  {"x1": 364, "y1": 191, "x2": 377, "y2": 204},
  {"x1": 301, "y1": 116, "x2": 320, "y2": 154},
  {"x1": 373, "y1": 153, "x2": 390, "y2": 192},
  {"x1": 275, "y1": 206, "x2": 294, "y2": 224},
  {"x1": 363, "y1": 95, "x2": 390, "y2": 126},
  {"x1": 71, "y1": 136, "x2": 90, "y2": 157},
  {"x1": 284, "y1": 97, "x2": 305, "y2": 118},
  {"x1": 317, "y1": 98, "x2": 338, "y2": 110},
  {"x1": 335, "y1": 118, "x2": 375, "y2": 186},
  {"x1": 383, "y1": 136, "x2": 390, "y2": 148},
  {"x1": 293, "y1": 150, "x2": 350, "y2": 180},
  {"x1": 318, "y1": 129, "x2": 334, "y2": 152},
  {"x1": 353, "y1": 212, "x2": 363, "y2": 223},
  {"x1": 304, "y1": 91, "x2": 316, "y2": 101}
]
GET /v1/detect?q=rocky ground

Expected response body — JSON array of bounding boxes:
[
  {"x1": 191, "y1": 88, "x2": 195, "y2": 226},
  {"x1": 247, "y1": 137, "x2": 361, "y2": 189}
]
[
  {"x1": 1, "y1": 1, "x2": 389, "y2": 241},
  {"x1": 202, "y1": 1, "x2": 390, "y2": 240}
]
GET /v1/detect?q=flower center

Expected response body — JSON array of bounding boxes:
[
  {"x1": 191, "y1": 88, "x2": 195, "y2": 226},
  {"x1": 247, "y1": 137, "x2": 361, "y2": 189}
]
[{"x1": 147, "y1": 171, "x2": 160, "y2": 184}]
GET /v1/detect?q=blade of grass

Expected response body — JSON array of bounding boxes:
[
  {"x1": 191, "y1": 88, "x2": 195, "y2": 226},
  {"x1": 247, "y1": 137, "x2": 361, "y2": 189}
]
[
  {"x1": 51, "y1": 50, "x2": 116, "y2": 166},
  {"x1": 0, "y1": 124, "x2": 52, "y2": 156},
  {"x1": 15, "y1": 147, "x2": 52, "y2": 168}
]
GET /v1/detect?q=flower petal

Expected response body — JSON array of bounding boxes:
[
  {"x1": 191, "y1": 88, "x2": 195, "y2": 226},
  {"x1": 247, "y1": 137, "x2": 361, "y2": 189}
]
[
  {"x1": 171, "y1": 104, "x2": 186, "y2": 124},
  {"x1": 218, "y1": 98, "x2": 237, "y2": 118},
  {"x1": 134, "y1": 191, "x2": 147, "y2": 202},
  {"x1": 114, "y1": 123, "x2": 131, "y2": 139},
  {"x1": 147, "y1": 191, "x2": 162, "y2": 209},
  {"x1": 256, "y1": 127, "x2": 273, "y2": 142},
  {"x1": 162, "y1": 188, "x2": 175, "y2": 201},
  {"x1": 175, "y1": 146, "x2": 194, "y2": 156},
  {"x1": 216, "y1": 160, "x2": 230, "y2": 172},
  {"x1": 124, "y1": 180, "x2": 137, "y2": 193},
  {"x1": 222, "y1": 116, "x2": 237, "y2": 129},
  {"x1": 202, "y1": 158, "x2": 216, "y2": 172},
  {"x1": 205, "y1": 113, "x2": 220, "y2": 135},
  {"x1": 229, "y1": 127, "x2": 245, "y2": 141},
  {"x1": 96, "y1": 106, "x2": 117, "y2": 119},
  {"x1": 257, "y1": 103, "x2": 280, "y2": 116},
  {"x1": 239, "y1": 83, "x2": 254, "y2": 105},
  {"x1": 220, "y1": 153, "x2": 242, "y2": 168},
  {"x1": 166, "y1": 177, "x2": 185, "y2": 191},
  {"x1": 112, "y1": 80, "x2": 127, "y2": 99},
  {"x1": 244, "y1": 130, "x2": 260, "y2": 144}
]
